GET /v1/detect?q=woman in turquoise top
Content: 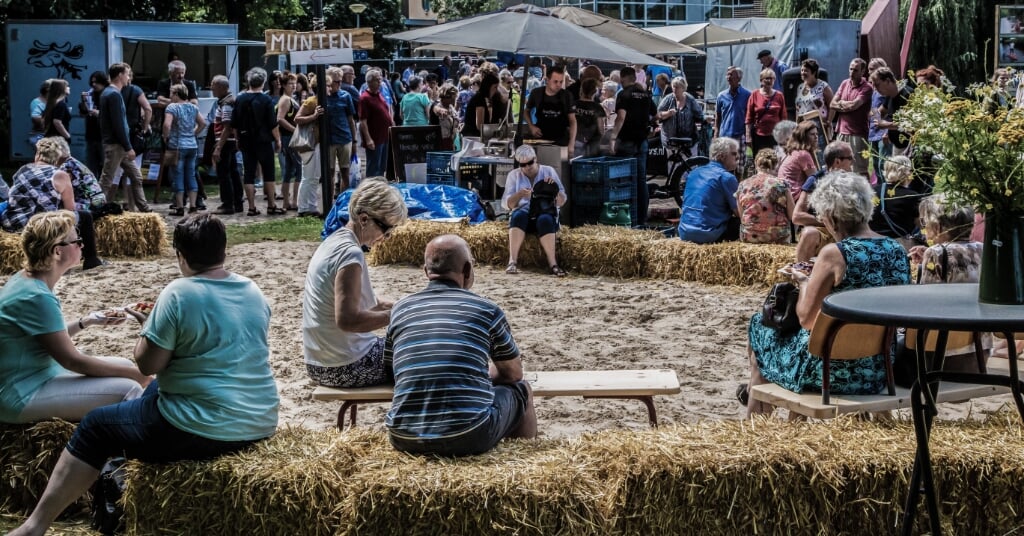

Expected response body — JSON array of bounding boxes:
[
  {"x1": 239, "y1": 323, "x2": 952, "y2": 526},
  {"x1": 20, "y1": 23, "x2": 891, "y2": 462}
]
[
  {"x1": 0, "y1": 210, "x2": 147, "y2": 424},
  {"x1": 742, "y1": 172, "x2": 911, "y2": 416},
  {"x1": 399, "y1": 76, "x2": 431, "y2": 126},
  {"x1": 11, "y1": 213, "x2": 279, "y2": 536}
]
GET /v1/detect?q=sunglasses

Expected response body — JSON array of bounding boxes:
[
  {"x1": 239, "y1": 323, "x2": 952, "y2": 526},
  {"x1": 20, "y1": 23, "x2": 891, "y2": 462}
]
[
  {"x1": 58, "y1": 237, "x2": 84, "y2": 247},
  {"x1": 371, "y1": 216, "x2": 394, "y2": 237},
  {"x1": 836, "y1": 155, "x2": 854, "y2": 161},
  {"x1": 517, "y1": 159, "x2": 536, "y2": 168}
]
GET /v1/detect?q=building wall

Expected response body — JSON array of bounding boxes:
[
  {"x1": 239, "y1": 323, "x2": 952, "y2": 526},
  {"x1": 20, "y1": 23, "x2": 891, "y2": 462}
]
[{"x1": 515, "y1": 0, "x2": 759, "y2": 26}]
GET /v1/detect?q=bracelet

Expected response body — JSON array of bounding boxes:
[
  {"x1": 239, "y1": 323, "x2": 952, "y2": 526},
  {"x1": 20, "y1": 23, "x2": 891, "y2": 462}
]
[{"x1": 78, "y1": 318, "x2": 85, "y2": 330}]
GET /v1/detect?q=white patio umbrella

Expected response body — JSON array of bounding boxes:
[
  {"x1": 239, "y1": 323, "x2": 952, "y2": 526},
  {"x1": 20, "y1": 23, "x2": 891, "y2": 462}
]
[{"x1": 547, "y1": 4, "x2": 702, "y2": 56}]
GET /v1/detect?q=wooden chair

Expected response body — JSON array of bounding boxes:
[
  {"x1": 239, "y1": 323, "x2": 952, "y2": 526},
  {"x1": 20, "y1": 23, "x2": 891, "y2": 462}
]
[
  {"x1": 808, "y1": 313, "x2": 897, "y2": 405},
  {"x1": 905, "y1": 329, "x2": 988, "y2": 373}
]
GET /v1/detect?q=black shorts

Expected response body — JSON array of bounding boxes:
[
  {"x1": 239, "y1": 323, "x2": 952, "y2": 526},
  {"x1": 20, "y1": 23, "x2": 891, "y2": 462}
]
[{"x1": 389, "y1": 381, "x2": 529, "y2": 457}]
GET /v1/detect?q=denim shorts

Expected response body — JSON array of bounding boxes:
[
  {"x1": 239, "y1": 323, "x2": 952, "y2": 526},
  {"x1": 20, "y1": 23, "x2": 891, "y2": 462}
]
[
  {"x1": 66, "y1": 381, "x2": 260, "y2": 470},
  {"x1": 389, "y1": 380, "x2": 529, "y2": 457}
]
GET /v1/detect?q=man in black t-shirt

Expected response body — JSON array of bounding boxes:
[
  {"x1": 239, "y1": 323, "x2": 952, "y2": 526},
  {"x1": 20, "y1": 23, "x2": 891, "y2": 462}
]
[
  {"x1": 156, "y1": 60, "x2": 199, "y2": 106},
  {"x1": 611, "y1": 66, "x2": 657, "y2": 226},
  {"x1": 870, "y1": 67, "x2": 913, "y2": 156},
  {"x1": 524, "y1": 65, "x2": 576, "y2": 154}
]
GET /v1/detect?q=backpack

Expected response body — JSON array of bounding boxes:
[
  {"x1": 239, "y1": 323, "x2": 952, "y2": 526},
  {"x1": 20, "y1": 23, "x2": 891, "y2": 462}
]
[{"x1": 235, "y1": 93, "x2": 276, "y2": 146}]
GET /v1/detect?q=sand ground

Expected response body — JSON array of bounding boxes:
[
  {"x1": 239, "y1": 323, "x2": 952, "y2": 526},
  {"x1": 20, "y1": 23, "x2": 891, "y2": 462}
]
[{"x1": 9, "y1": 238, "x2": 1014, "y2": 438}]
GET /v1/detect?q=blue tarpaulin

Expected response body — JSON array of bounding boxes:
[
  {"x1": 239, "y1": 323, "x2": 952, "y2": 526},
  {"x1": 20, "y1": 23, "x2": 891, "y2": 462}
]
[{"x1": 321, "y1": 183, "x2": 488, "y2": 239}]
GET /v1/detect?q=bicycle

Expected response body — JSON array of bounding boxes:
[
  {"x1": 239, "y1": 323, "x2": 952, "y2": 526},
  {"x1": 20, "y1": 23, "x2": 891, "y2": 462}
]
[{"x1": 649, "y1": 137, "x2": 709, "y2": 207}]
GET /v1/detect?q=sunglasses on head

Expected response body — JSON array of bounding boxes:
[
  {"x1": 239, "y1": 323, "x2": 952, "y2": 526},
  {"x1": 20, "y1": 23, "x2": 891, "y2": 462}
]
[{"x1": 517, "y1": 159, "x2": 535, "y2": 168}]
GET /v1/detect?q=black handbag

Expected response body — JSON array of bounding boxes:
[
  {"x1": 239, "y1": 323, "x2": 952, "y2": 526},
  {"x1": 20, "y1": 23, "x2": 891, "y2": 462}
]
[{"x1": 761, "y1": 282, "x2": 801, "y2": 332}]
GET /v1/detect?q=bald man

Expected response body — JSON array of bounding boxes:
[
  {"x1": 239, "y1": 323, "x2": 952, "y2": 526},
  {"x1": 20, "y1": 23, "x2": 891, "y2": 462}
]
[{"x1": 384, "y1": 235, "x2": 537, "y2": 456}]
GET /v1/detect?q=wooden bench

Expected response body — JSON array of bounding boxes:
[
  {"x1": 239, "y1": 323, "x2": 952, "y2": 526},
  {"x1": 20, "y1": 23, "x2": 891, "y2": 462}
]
[
  {"x1": 312, "y1": 369, "x2": 681, "y2": 430},
  {"x1": 750, "y1": 358, "x2": 1015, "y2": 419}
]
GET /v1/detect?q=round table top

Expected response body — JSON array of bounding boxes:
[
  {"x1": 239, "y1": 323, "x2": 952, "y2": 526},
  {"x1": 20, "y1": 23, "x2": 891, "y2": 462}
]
[{"x1": 822, "y1": 283, "x2": 1024, "y2": 332}]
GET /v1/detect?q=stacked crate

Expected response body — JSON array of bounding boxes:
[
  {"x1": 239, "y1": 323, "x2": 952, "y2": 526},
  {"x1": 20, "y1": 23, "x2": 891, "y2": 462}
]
[{"x1": 570, "y1": 157, "x2": 638, "y2": 226}]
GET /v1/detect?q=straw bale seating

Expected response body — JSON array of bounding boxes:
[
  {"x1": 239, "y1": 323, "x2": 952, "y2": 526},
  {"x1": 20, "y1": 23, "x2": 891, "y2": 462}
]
[
  {"x1": 0, "y1": 213, "x2": 167, "y2": 274},
  {"x1": 313, "y1": 369, "x2": 682, "y2": 429},
  {"x1": 369, "y1": 220, "x2": 793, "y2": 286},
  {"x1": 6, "y1": 414, "x2": 1024, "y2": 534}
]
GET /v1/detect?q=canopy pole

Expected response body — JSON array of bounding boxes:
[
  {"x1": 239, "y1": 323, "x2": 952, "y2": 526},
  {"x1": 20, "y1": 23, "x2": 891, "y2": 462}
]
[{"x1": 515, "y1": 55, "x2": 530, "y2": 145}]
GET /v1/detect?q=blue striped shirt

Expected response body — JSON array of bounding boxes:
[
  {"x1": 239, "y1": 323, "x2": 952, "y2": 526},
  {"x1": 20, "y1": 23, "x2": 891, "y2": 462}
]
[{"x1": 384, "y1": 279, "x2": 519, "y2": 440}]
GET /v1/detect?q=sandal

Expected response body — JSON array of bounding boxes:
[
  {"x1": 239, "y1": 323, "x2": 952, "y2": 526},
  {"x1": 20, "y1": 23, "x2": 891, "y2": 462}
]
[
  {"x1": 267, "y1": 206, "x2": 286, "y2": 215},
  {"x1": 247, "y1": 208, "x2": 261, "y2": 216},
  {"x1": 505, "y1": 262, "x2": 518, "y2": 274},
  {"x1": 169, "y1": 207, "x2": 185, "y2": 216},
  {"x1": 550, "y1": 265, "x2": 567, "y2": 277},
  {"x1": 736, "y1": 383, "x2": 749, "y2": 406}
]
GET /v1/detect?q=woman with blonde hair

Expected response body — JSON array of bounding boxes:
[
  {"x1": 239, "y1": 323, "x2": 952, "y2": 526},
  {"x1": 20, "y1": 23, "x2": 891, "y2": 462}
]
[
  {"x1": 302, "y1": 178, "x2": 409, "y2": 387},
  {"x1": 736, "y1": 149, "x2": 794, "y2": 244},
  {"x1": 0, "y1": 210, "x2": 147, "y2": 425},
  {"x1": 776, "y1": 120, "x2": 819, "y2": 199},
  {"x1": 868, "y1": 155, "x2": 922, "y2": 243},
  {"x1": 2, "y1": 137, "x2": 106, "y2": 269}
]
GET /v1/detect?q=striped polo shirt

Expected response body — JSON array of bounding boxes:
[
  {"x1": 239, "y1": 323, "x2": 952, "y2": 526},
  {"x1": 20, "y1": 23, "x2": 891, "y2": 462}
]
[{"x1": 384, "y1": 279, "x2": 520, "y2": 440}]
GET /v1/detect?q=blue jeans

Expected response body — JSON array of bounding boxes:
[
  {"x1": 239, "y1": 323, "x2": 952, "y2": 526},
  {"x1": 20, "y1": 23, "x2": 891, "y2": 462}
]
[
  {"x1": 389, "y1": 381, "x2": 529, "y2": 457},
  {"x1": 509, "y1": 208, "x2": 559, "y2": 236},
  {"x1": 615, "y1": 138, "x2": 649, "y2": 225},
  {"x1": 279, "y1": 136, "x2": 302, "y2": 183},
  {"x1": 365, "y1": 142, "x2": 388, "y2": 178},
  {"x1": 66, "y1": 381, "x2": 260, "y2": 470},
  {"x1": 171, "y1": 147, "x2": 198, "y2": 193}
]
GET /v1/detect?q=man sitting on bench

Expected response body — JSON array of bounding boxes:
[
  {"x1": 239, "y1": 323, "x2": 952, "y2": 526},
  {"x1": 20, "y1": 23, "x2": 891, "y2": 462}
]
[{"x1": 384, "y1": 235, "x2": 537, "y2": 456}]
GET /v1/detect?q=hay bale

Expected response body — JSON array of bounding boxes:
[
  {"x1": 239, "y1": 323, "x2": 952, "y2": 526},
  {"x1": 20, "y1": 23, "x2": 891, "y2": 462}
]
[
  {"x1": 582, "y1": 414, "x2": 1024, "y2": 535},
  {"x1": 642, "y1": 240, "x2": 794, "y2": 287},
  {"x1": 0, "y1": 232, "x2": 24, "y2": 275},
  {"x1": 123, "y1": 427, "x2": 360, "y2": 536},
  {"x1": 559, "y1": 225, "x2": 664, "y2": 278},
  {"x1": 337, "y1": 436, "x2": 611, "y2": 535},
  {"x1": 0, "y1": 420, "x2": 78, "y2": 515},
  {"x1": 94, "y1": 213, "x2": 167, "y2": 258},
  {"x1": 368, "y1": 220, "x2": 547, "y2": 271}
]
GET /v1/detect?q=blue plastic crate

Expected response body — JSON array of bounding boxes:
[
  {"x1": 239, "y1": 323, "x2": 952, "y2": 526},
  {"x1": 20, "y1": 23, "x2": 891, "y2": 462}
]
[
  {"x1": 571, "y1": 156, "x2": 637, "y2": 185},
  {"x1": 571, "y1": 179, "x2": 637, "y2": 226},
  {"x1": 426, "y1": 173, "x2": 457, "y2": 187},
  {"x1": 426, "y1": 151, "x2": 456, "y2": 175}
]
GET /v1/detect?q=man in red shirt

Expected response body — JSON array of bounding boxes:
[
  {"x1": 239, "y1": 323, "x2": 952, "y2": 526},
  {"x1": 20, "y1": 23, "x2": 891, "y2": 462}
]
[
  {"x1": 359, "y1": 69, "x2": 394, "y2": 178},
  {"x1": 829, "y1": 58, "x2": 874, "y2": 176}
]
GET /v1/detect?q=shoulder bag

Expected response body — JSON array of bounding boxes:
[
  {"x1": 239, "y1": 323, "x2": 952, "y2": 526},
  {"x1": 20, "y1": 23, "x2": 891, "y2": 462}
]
[
  {"x1": 761, "y1": 282, "x2": 801, "y2": 333},
  {"x1": 289, "y1": 122, "x2": 315, "y2": 154}
]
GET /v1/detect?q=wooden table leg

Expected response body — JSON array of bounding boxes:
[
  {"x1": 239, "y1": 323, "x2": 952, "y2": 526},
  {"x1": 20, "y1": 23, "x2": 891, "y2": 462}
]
[{"x1": 584, "y1": 395, "x2": 660, "y2": 427}]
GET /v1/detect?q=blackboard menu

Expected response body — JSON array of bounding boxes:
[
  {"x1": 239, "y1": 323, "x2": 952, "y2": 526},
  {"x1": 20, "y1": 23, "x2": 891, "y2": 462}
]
[{"x1": 389, "y1": 125, "x2": 440, "y2": 182}]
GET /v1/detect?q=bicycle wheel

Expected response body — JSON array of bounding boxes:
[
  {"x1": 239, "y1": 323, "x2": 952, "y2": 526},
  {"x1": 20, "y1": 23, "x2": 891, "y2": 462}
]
[{"x1": 668, "y1": 164, "x2": 688, "y2": 207}]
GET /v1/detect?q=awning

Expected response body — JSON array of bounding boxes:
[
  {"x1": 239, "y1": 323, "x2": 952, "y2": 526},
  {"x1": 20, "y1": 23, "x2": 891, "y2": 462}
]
[
  {"x1": 645, "y1": 23, "x2": 773, "y2": 49},
  {"x1": 120, "y1": 36, "x2": 265, "y2": 47}
]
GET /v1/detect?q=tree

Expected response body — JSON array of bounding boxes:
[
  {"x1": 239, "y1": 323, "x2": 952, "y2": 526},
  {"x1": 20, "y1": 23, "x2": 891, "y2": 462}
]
[
  {"x1": 763, "y1": 0, "x2": 996, "y2": 86},
  {"x1": 437, "y1": 0, "x2": 501, "y2": 21}
]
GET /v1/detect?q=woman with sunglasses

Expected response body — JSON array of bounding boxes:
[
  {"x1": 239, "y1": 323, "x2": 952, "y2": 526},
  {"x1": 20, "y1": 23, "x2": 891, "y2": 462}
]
[
  {"x1": 2, "y1": 137, "x2": 106, "y2": 270},
  {"x1": 502, "y1": 144, "x2": 568, "y2": 276},
  {"x1": 745, "y1": 68, "x2": 787, "y2": 156},
  {"x1": 0, "y1": 210, "x2": 148, "y2": 425},
  {"x1": 302, "y1": 178, "x2": 408, "y2": 388}
]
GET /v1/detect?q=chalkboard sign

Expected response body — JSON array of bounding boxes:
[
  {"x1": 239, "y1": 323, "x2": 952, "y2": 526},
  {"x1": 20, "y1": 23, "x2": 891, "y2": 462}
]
[{"x1": 389, "y1": 125, "x2": 441, "y2": 182}]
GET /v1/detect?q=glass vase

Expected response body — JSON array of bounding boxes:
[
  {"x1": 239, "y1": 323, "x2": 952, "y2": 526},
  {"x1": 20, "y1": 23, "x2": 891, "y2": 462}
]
[{"x1": 978, "y1": 212, "x2": 1024, "y2": 305}]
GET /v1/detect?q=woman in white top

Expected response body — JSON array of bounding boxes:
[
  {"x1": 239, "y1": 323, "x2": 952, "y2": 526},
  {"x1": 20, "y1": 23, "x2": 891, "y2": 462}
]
[
  {"x1": 302, "y1": 178, "x2": 408, "y2": 387},
  {"x1": 502, "y1": 144, "x2": 568, "y2": 277},
  {"x1": 794, "y1": 59, "x2": 833, "y2": 157}
]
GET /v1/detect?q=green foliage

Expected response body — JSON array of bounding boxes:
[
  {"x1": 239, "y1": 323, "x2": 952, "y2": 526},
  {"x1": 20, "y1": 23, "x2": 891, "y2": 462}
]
[
  {"x1": 437, "y1": 0, "x2": 502, "y2": 21},
  {"x1": 291, "y1": 0, "x2": 405, "y2": 58},
  {"x1": 764, "y1": 0, "x2": 996, "y2": 86}
]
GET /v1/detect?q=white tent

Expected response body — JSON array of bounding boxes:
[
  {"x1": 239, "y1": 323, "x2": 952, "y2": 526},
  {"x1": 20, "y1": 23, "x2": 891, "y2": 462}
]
[{"x1": 645, "y1": 23, "x2": 773, "y2": 49}]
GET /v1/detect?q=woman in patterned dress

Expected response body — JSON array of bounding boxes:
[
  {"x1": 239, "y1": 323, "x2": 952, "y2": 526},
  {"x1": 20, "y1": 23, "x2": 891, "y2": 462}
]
[
  {"x1": 794, "y1": 59, "x2": 832, "y2": 158},
  {"x1": 737, "y1": 149, "x2": 794, "y2": 244},
  {"x1": 1, "y1": 137, "x2": 106, "y2": 269},
  {"x1": 743, "y1": 171, "x2": 911, "y2": 416}
]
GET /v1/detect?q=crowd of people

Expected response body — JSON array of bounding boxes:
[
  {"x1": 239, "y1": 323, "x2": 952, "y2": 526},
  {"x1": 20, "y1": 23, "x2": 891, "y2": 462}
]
[{"x1": 2, "y1": 48, "x2": 1023, "y2": 535}]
